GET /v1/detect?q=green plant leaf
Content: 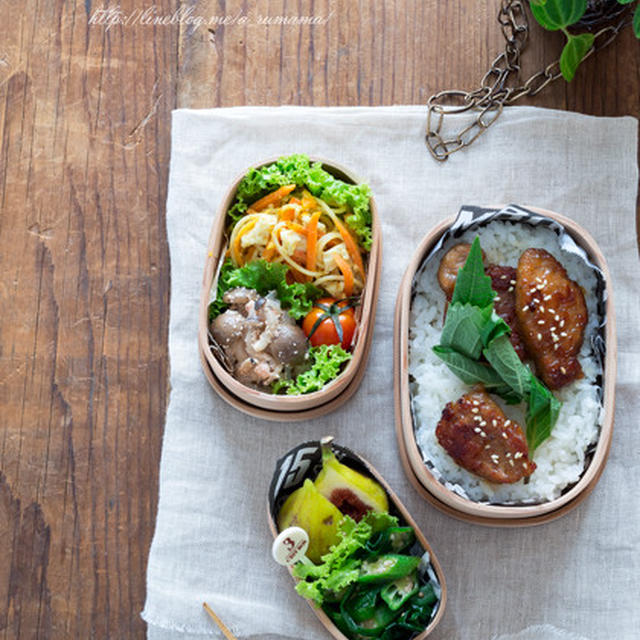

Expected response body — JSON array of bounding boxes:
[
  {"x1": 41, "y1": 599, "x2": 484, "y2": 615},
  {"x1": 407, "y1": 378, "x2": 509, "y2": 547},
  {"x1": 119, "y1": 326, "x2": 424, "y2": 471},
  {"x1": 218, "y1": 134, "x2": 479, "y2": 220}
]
[
  {"x1": 450, "y1": 237, "x2": 495, "y2": 308},
  {"x1": 530, "y1": 0, "x2": 587, "y2": 30},
  {"x1": 432, "y1": 345, "x2": 517, "y2": 398},
  {"x1": 483, "y1": 335, "x2": 533, "y2": 399},
  {"x1": 440, "y1": 303, "x2": 490, "y2": 360},
  {"x1": 526, "y1": 374, "x2": 562, "y2": 452},
  {"x1": 560, "y1": 32, "x2": 595, "y2": 81},
  {"x1": 480, "y1": 311, "x2": 512, "y2": 347},
  {"x1": 634, "y1": 4, "x2": 640, "y2": 38},
  {"x1": 617, "y1": 0, "x2": 634, "y2": 5}
]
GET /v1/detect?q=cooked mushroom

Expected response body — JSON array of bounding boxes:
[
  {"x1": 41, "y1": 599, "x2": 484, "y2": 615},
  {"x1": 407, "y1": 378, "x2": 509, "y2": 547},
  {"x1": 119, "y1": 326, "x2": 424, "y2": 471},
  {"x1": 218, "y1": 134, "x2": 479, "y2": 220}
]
[{"x1": 210, "y1": 288, "x2": 309, "y2": 388}]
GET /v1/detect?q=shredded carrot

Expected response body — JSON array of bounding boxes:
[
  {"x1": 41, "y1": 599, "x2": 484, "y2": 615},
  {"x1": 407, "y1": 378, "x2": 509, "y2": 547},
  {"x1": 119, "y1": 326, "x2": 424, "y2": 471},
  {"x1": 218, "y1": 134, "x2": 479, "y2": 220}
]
[
  {"x1": 288, "y1": 222, "x2": 308, "y2": 235},
  {"x1": 248, "y1": 184, "x2": 296, "y2": 213},
  {"x1": 262, "y1": 242, "x2": 277, "y2": 261},
  {"x1": 233, "y1": 218, "x2": 258, "y2": 264},
  {"x1": 334, "y1": 218, "x2": 365, "y2": 279},
  {"x1": 279, "y1": 207, "x2": 295, "y2": 222},
  {"x1": 306, "y1": 211, "x2": 321, "y2": 271},
  {"x1": 289, "y1": 197, "x2": 302, "y2": 206},
  {"x1": 333, "y1": 253, "x2": 354, "y2": 297}
]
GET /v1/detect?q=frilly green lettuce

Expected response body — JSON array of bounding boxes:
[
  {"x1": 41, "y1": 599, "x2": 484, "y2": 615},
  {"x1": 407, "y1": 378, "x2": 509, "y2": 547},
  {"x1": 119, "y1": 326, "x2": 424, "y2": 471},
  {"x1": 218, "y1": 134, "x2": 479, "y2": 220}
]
[
  {"x1": 273, "y1": 344, "x2": 352, "y2": 395},
  {"x1": 209, "y1": 259, "x2": 321, "y2": 321}
]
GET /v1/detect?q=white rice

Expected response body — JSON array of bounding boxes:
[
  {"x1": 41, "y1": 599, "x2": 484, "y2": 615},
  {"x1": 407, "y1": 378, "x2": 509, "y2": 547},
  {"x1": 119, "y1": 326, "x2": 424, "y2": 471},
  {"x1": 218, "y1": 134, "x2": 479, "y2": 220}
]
[{"x1": 409, "y1": 221, "x2": 603, "y2": 504}]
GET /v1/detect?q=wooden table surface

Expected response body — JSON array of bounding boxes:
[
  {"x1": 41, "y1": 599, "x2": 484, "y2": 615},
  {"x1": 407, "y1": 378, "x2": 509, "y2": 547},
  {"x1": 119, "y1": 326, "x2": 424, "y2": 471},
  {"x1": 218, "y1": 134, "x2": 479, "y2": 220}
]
[{"x1": 0, "y1": 1, "x2": 637, "y2": 637}]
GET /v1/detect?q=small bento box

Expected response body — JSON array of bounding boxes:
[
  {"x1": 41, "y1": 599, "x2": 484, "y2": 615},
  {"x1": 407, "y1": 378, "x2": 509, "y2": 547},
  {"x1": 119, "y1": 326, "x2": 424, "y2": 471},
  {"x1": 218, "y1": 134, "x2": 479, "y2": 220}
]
[
  {"x1": 394, "y1": 205, "x2": 616, "y2": 526},
  {"x1": 199, "y1": 155, "x2": 381, "y2": 420},
  {"x1": 268, "y1": 437, "x2": 446, "y2": 639}
]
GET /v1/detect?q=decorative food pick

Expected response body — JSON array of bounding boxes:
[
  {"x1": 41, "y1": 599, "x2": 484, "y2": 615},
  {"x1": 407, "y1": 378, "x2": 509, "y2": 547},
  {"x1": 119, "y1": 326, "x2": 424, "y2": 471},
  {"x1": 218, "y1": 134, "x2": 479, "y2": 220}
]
[{"x1": 271, "y1": 527, "x2": 311, "y2": 567}]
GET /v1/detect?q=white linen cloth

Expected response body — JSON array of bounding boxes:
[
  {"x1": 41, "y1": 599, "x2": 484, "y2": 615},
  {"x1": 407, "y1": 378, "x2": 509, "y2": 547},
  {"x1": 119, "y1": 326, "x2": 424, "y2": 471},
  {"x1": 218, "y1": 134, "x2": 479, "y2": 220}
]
[{"x1": 142, "y1": 106, "x2": 639, "y2": 640}]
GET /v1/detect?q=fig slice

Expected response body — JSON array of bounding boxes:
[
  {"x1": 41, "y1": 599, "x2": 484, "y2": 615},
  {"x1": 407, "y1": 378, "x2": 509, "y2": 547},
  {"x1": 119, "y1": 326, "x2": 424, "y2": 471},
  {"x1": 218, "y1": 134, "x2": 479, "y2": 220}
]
[
  {"x1": 277, "y1": 478, "x2": 342, "y2": 563},
  {"x1": 314, "y1": 438, "x2": 388, "y2": 521}
]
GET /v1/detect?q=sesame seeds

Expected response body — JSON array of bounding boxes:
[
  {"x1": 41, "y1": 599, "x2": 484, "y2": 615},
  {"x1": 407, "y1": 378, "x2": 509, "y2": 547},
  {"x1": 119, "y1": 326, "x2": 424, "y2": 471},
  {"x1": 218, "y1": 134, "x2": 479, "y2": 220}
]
[
  {"x1": 538, "y1": 319, "x2": 545, "y2": 325},
  {"x1": 537, "y1": 333, "x2": 542, "y2": 341},
  {"x1": 474, "y1": 427, "x2": 482, "y2": 433},
  {"x1": 510, "y1": 279, "x2": 516, "y2": 285},
  {"x1": 471, "y1": 407, "x2": 479, "y2": 413},
  {"x1": 501, "y1": 431, "x2": 508, "y2": 439},
  {"x1": 492, "y1": 419, "x2": 498, "y2": 427},
  {"x1": 522, "y1": 305, "x2": 529, "y2": 312},
  {"x1": 514, "y1": 451, "x2": 523, "y2": 459},
  {"x1": 560, "y1": 366, "x2": 567, "y2": 374},
  {"x1": 504, "y1": 420, "x2": 511, "y2": 426}
]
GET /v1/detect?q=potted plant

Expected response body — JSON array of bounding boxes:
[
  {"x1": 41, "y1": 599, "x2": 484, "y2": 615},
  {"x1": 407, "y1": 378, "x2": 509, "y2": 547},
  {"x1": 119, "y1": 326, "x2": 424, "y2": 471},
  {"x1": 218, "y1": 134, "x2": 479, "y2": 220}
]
[{"x1": 530, "y1": 0, "x2": 640, "y2": 81}]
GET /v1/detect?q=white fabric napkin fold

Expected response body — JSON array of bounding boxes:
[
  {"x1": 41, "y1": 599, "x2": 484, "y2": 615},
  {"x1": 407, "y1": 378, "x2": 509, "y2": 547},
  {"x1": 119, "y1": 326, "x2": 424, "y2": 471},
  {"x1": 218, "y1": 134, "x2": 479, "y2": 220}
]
[{"x1": 142, "y1": 106, "x2": 639, "y2": 640}]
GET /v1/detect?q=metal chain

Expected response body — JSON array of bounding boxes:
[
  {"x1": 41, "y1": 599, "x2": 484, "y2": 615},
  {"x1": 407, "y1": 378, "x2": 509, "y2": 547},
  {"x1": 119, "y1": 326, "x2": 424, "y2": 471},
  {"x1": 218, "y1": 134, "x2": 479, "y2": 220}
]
[{"x1": 426, "y1": 0, "x2": 632, "y2": 161}]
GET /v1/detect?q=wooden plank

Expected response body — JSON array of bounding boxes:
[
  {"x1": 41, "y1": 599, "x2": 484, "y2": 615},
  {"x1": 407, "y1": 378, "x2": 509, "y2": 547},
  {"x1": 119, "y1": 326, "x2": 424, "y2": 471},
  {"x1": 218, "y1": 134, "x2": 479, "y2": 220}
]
[{"x1": 0, "y1": 0, "x2": 175, "y2": 637}]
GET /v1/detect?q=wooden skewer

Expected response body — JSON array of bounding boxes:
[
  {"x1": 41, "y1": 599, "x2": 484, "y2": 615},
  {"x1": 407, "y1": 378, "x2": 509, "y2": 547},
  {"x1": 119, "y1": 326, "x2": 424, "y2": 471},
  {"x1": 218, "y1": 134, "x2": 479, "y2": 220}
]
[{"x1": 202, "y1": 602, "x2": 238, "y2": 640}]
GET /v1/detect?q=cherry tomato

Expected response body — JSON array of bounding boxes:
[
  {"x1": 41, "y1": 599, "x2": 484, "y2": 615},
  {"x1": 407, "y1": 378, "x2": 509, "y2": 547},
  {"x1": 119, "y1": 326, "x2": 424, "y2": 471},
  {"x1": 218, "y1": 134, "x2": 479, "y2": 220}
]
[{"x1": 302, "y1": 298, "x2": 357, "y2": 350}]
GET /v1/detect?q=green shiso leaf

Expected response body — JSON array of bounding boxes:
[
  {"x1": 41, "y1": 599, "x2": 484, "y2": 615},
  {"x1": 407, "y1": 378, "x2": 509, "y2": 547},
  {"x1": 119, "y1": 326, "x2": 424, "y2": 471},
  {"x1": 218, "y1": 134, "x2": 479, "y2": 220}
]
[
  {"x1": 526, "y1": 374, "x2": 563, "y2": 451},
  {"x1": 560, "y1": 33, "x2": 594, "y2": 82},
  {"x1": 227, "y1": 153, "x2": 373, "y2": 250},
  {"x1": 439, "y1": 303, "x2": 490, "y2": 360},
  {"x1": 432, "y1": 346, "x2": 520, "y2": 401},
  {"x1": 208, "y1": 259, "x2": 321, "y2": 321},
  {"x1": 274, "y1": 344, "x2": 352, "y2": 395},
  {"x1": 633, "y1": 4, "x2": 640, "y2": 39},
  {"x1": 530, "y1": 0, "x2": 587, "y2": 30},
  {"x1": 450, "y1": 237, "x2": 495, "y2": 308},
  {"x1": 483, "y1": 334, "x2": 533, "y2": 399}
]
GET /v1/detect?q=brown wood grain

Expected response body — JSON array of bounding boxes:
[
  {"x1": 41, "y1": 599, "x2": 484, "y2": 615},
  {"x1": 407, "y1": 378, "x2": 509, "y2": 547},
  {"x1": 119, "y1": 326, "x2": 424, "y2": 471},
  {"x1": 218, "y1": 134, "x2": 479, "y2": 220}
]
[{"x1": 0, "y1": 1, "x2": 637, "y2": 637}]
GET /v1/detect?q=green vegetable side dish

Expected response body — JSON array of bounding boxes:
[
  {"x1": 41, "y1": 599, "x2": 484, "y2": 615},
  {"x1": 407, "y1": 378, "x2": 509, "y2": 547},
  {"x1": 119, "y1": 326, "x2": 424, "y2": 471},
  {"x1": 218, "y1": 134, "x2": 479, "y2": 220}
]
[
  {"x1": 293, "y1": 513, "x2": 439, "y2": 640},
  {"x1": 433, "y1": 237, "x2": 562, "y2": 453},
  {"x1": 208, "y1": 154, "x2": 373, "y2": 395}
]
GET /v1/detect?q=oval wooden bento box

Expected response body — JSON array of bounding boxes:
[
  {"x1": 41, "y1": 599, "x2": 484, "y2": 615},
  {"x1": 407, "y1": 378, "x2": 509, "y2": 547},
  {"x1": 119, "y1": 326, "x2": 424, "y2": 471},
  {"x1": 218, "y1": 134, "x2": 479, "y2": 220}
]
[
  {"x1": 267, "y1": 438, "x2": 447, "y2": 639},
  {"x1": 198, "y1": 158, "x2": 381, "y2": 419},
  {"x1": 394, "y1": 206, "x2": 616, "y2": 526}
]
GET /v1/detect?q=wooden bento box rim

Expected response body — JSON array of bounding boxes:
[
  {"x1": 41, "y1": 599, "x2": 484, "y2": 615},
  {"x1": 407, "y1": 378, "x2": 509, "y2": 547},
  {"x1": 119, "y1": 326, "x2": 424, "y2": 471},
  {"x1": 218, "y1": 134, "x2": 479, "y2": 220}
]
[
  {"x1": 198, "y1": 156, "x2": 382, "y2": 415},
  {"x1": 267, "y1": 440, "x2": 447, "y2": 639},
  {"x1": 393, "y1": 206, "x2": 616, "y2": 525}
]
